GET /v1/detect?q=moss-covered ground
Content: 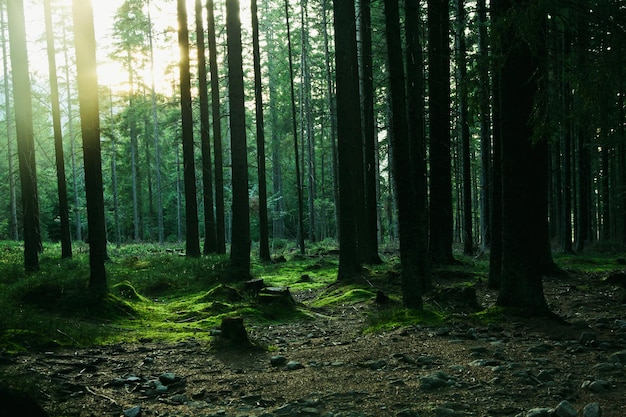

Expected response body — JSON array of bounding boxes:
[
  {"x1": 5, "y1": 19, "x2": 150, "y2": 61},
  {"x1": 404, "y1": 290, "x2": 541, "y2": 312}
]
[{"x1": 0, "y1": 241, "x2": 624, "y2": 354}]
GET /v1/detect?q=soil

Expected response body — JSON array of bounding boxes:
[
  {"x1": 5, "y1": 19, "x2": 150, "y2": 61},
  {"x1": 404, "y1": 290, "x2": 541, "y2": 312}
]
[{"x1": 3, "y1": 269, "x2": 626, "y2": 417}]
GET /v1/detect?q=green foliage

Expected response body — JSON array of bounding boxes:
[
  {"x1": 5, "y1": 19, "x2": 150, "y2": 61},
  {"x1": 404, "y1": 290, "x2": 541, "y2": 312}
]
[
  {"x1": 312, "y1": 286, "x2": 376, "y2": 308},
  {"x1": 366, "y1": 307, "x2": 445, "y2": 333}
]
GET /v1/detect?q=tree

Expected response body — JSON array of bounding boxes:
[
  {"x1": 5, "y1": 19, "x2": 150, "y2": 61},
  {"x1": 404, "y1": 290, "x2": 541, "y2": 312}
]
[
  {"x1": 44, "y1": 0, "x2": 72, "y2": 259},
  {"x1": 494, "y1": 0, "x2": 550, "y2": 314},
  {"x1": 206, "y1": 0, "x2": 226, "y2": 254},
  {"x1": 0, "y1": 4, "x2": 18, "y2": 242},
  {"x1": 360, "y1": 0, "x2": 381, "y2": 265},
  {"x1": 428, "y1": 0, "x2": 454, "y2": 265},
  {"x1": 177, "y1": 0, "x2": 201, "y2": 258},
  {"x1": 477, "y1": 0, "x2": 491, "y2": 250},
  {"x1": 226, "y1": 0, "x2": 251, "y2": 278},
  {"x1": 72, "y1": 0, "x2": 107, "y2": 293},
  {"x1": 285, "y1": 0, "x2": 306, "y2": 254},
  {"x1": 7, "y1": 0, "x2": 41, "y2": 271},
  {"x1": 384, "y1": 0, "x2": 423, "y2": 308},
  {"x1": 195, "y1": 0, "x2": 217, "y2": 255},
  {"x1": 334, "y1": 0, "x2": 363, "y2": 279},
  {"x1": 251, "y1": 0, "x2": 271, "y2": 262}
]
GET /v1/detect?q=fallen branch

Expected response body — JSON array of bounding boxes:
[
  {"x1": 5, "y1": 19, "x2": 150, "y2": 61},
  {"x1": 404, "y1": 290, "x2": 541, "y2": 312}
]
[{"x1": 86, "y1": 386, "x2": 118, "y2": 406}]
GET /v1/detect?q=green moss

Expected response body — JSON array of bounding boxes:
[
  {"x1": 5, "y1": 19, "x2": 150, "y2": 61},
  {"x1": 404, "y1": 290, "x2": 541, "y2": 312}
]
[
  {"x1": 312, "y1": 287, "x2": 376, "y2": 307},
  {"x1": 472, "y1": 306, "x2": 508, "y2": 324},
  {"x1": 366, "y1": 307, "x2": 445, "y2": 333},
  {"x1": 113, "y1": 281, "x2": 148, "y2": 301}
]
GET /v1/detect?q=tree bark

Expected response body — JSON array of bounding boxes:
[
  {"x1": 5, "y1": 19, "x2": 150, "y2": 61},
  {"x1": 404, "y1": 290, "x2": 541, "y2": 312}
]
[
  {"x1": 44, "y1": 0, "x2": 72, "y2": 259},
  {"x1": 177, "y1": 0, "x2": 201, "y2": 258},
  {"x1": 428, "y1": 0, "x2": 454, "y2": 265},
  {"x1": 251, "y1": 0, "x2": 271, "y2": 262},
  {"x1": 72, "y1": 0, "x2": 107, "y2": 293},
  {"x1": 195, "y1": 0, "x2": 217, "y2": 255},
  {"x1": 226, "y1": 0, "x2": 251, "y2": 278},
  {"x1": 8, "y1": 0, "x2": 40, "y2": 271}
]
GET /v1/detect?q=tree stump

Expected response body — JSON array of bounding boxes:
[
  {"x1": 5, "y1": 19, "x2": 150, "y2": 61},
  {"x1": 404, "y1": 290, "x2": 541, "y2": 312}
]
[
  {"x1": 244, "y1": 278, "x2": 266, "y2": 295},
  {"x1": 219, "y1": 317, "x2": 252, "y2": 347},
  {"x1": 0, "y1": 384, "x2": 49, "y2": 417},
  {"x1": 258, "y1": 287, "x2": 295, "y2": 306}
]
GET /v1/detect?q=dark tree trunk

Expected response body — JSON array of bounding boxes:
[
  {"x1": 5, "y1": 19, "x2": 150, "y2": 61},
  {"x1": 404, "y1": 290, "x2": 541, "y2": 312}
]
[
  {"x1": 8, "y1": 0, "x2": 40, "y2": 271},
  {"x1": 405, "y1": 0, "x2": 430, "y2": 292},
  {"x1": 334, "y1": 0, "x2": 363, "y2": 280},
  {"x1": 251, "y1": 0, "x2": 271, "y2": 262},
  {"x1": 177, "y1": 0, "x2": 201, "y2": 258},
  {"x1": 285, "y1": 0, "x2": 306, "y2": 254},
  {"x1": 494, "y1": 0, "x2": 550, "y2": 315},
  {"x1": 384, "y1": 0, "x2": 423, "y2": 309},
  {"x1": 72, "y1": 0, "x2": 107, "y2": 294},
  {"x1": 226, "y1": 0, "x2": 251, "y2": 278},
  {"x1": 195, "y1": 0, "x2": 217, "y2": 255},
  {"x1": 360, "y1": 0, "x2": 381, "y2": 265},
  {"x1": 456, "y1": 0, "x2": 473, "y2": 256},
  {"x1": 206, "y1": 0, "x2": 226, "y2": 254},
  {"x1": 44, "y1": 0, "x2": 72, "y2": 259},
  {"x1": 428, "y1": 0, "x2": 454, "y2": 265},
  {"x1": 477, "y1": 0, "x2": 491, "y2": 249}
]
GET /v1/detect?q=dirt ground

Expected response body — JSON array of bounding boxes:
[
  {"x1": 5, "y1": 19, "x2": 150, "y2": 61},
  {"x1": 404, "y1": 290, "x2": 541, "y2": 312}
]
[{"x1": 3, "y1": 268, "x2": 626, "y2": 417}]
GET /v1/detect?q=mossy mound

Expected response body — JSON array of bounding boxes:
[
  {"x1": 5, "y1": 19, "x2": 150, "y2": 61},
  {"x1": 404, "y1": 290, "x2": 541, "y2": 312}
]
[{"x1": 113, "y1": 281, "x2": 148, "y2": 302}]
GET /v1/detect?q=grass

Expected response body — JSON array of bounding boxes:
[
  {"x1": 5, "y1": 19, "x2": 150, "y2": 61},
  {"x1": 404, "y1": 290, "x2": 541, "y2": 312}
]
[{"x1": 1, "y1": 241, "x2": 624, "y2": 353}]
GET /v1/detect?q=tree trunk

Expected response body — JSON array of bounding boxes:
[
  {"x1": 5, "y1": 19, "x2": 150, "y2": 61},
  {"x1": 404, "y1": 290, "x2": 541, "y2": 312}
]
[
  {"x1": 206, "y1": 0, "x2": 226, "y2": 254},
  {"x1": 251, "y1": 0, "x2": 271, "y2": 262},
  {"x1": 360, "y1": 0, "x2": 381, "y2": 265},
  {"x1": 226, "y1": 0, "x2": 251, "y2": 278},
  {"x1": 1, "y1": 5, "x2": 18, "y2": 242},
  {"x1": 44, "y1": 0, "x2": 72, "y2": 259},
  {"x1": 285, "y1": 0, "x2": 306, "y2": 254},
  {"x1": 456, "y1": 0, "x2": 473, "y2": 256},
  {"x1": 334, "y1": 0, "x2": 363, "y2": 280},
  {"x1": 195, "y1": 0, "x2": 217, "y2": 255},
  {"x1": 8, "y1": 0, "x2": 40, "y2": 271},
  {"x1": 177, "y1": 0, "x2": 201, "y2": 257},
  {"x1": 428, "y1": 0, "x2": 454, "y2": 265},
  {"x1": 109, "y1": 92, "x2": 121, "y2": 248},
  {"x1": 477, "y1": 0, "x2": 491, "y2": 249},
  {"x1": 494, "y1": 0, "x2": 549, "y2": 315},
  {"x1": 384, "y1": 0, "x2": 423, "y2": 309},
  {"x1": 405, "y1": 0, "x2": 430, "y2": 292},
  {"x1": 72, "y1": 0, "x2": 107, "y2": 294}
]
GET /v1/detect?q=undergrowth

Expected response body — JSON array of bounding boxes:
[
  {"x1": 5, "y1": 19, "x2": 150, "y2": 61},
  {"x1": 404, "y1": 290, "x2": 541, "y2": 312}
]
[{"x1": 0, "y1": 242, "x2": 622, "y2": 353}]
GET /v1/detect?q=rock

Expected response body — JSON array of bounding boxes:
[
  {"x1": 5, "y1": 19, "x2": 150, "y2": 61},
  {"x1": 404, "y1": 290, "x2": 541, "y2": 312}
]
[
  {"x1": 271, "y1": 355, "x2": 287, "y2": 367},
  {"x1": 396, "y1": 410, "x2": 421, "y2": 417},
  {"x1": 554, "y1": 400, "x2": 577, "y2": 417},
  {"x1": 369, "y1": 359, "x2": 387, "y2": 370},
  {"x1": 420, "y1": 371, "x2": 454, "y2": 391},
  {"x1": 527, "y1": 343, "x2": 554, "y2": 354},
  {"x1": 123, "y1": 406, "x2": 141, "y2": 417},
  {"x1": 434, "y1": 407, "x2": 456, "y2": 416},
  {"x1": 170, "y1": 394, "x2": 188, "y2": 404},
  {"x1": 301, "y1": 407, "x2": 321, "y2": 415},
  {"x1": 608, "y1": 350, "x2": 626, "y2": 364},
  {"x1": 583, "y1": 403, "x2": 602, "y2": 417},
  {"x1": 579, "y1": 332, "x2": 597, "y2": 346},
  {"x1": 593, "y1": 362, "x2": 622, "y2": 373},
  {"x1": 159, "y1": 372, "x2": 178, "y2": 385},
  {"x1": 286, "y1": 360, "x2": 304, "y2": 370},
  {"x1": 526, "y1": 408, "x2": 551, "y2": 417},
  {"x1": 275, "y1": 403, "x2": 293, "y2": 415},
  {"x1": 587, "y1": 379, "x2": 611, "y2": 393}
]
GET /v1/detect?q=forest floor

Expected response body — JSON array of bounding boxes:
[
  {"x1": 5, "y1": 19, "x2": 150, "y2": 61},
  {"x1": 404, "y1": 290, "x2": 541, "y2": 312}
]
[{"x1": 3, "y1": 253, "x2": 626, "y2": 417}]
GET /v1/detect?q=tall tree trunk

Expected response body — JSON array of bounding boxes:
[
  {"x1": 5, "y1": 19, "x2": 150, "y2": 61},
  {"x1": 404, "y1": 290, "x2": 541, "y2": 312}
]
[
  {"x1": 322, "y1": 0, "x2": 339, "y2": 239},
  {"x1": 251, "y1": 0, "x2": 271, "y2": 262},
  {"x1": 226, "y1": 0, "x2": 251, "y2": 278},
  {"x1": 206, "y1": 0, "x2": 226, "y2": 254},
  {"x1": 72, "y1": 0, "x2": 107, "y2": 294},
  {"x1": 147, "y1": 0, "x2": 164, "y2": 244},
  {"x1": 334, "y1": 0, "x2": 363, "y2": 279},
  {"x1": 384, "y1": 0, "x2": 423, "y2": 309},
  {"x1": 428, "y1": 0, "x2": 454, "y2": 265},
  {"x1": 360, "y1": 0, "x2": 381, "y2": 264},
  {"x1": 285, "y1": 0, "x2": 306, "y2": 254},
  {"x1": 477, "y1": 0, "x2": 491, "y2": 249},
  {"x1": 405, "y1": 0, "x2": 430, "y2": 291},
  {"x1": 177, "y1": 0, "x2": 201, "y2": 258},
  {"x1": 44, "y1": 0, "x2": 72, "y2": 259},
  {"x1": 494, "y1": 0, "x2": 550, "y2": 315},
  {"x1": 456, "y1": 0, "x2": 473, "y2": 256},
  {"x1": 195, "y1": 0, "x2": 217, "y2": 255},
  {"x1": 1, "y1": 5, "x2": 18, "y2": 241},
  {"x1": 8, "y1": 0, "x2": 40, "y2": 271},
  {"x1": 109, "y1": 92, "x2": 121, "y2": 248}
]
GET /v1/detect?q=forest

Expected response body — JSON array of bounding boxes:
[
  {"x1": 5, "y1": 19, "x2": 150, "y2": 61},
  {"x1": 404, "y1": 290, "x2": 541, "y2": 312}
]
[{"x1": 0, "y1": 0, "x2": 626, "y2": 416}]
